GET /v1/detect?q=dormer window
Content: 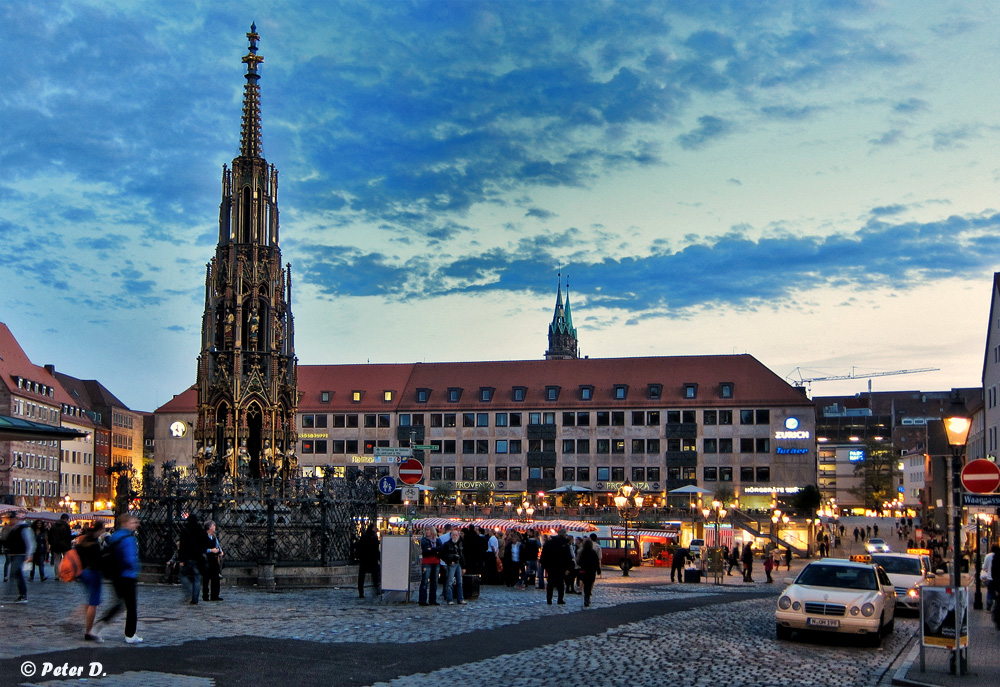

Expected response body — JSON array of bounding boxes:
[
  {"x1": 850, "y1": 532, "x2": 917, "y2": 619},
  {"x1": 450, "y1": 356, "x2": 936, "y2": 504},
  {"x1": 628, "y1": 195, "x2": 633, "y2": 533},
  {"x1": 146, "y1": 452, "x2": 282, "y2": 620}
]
[
  {"x1": 683, "y1": 384, "x2": 698, "y2": 399},
  {"x1": 352, "y1": 391, "x2": 363, "y2": 403},
  {"x1": 579, "y1": 385, "x2": 594, "y2": 401},
  {"x1": 479, "y1": 387, "x2": 494, "y2": 402},
  {"x1": 614, "y1": 385, "x2": 628, "y2": 400},
  {"x1": 320, "y1": 391, "x2": 331, "y2": 403},
  {"x1": 546, "y1": 386, "x2": 561, "y2": 401},
  {"x1": 648, "y1": 384, "x2": 662, "y2": 400},
  {"x1": 383, "y1": 391, "x2": 393, "y2": 402},
  {"x1": 720, "y1": 383, "x2": 734, "y2": 399},
  {"x1": 447, "y1": 388, "x2": 463, "y2": 403},
  {"x1": 512, "y1": 387, "x2": 526, "y2": 402},
  {"x1": 416, "y1": 388, "x2": 430, "y2": 403}
]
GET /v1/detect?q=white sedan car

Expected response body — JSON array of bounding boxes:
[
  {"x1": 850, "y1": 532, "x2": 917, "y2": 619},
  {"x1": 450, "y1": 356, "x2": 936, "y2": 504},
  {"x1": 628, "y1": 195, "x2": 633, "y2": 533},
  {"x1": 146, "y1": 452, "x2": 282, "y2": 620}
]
[
  {"x1": 869, "y1": 553, "x2": 936, "y2": 612},
  {"x1": 865, "y1": 538, "x2": 891, "y2": 553},
  {"x1": 776, "y1": 557, "x2": 897, "y2": 646}
]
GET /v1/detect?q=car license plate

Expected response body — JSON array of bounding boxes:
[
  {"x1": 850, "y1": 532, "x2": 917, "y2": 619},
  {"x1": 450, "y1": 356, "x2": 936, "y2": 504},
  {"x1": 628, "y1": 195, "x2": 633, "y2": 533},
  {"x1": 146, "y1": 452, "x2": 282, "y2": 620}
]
[{"x1": 807, "y1": 618, "x2": 840, "y2": 628}]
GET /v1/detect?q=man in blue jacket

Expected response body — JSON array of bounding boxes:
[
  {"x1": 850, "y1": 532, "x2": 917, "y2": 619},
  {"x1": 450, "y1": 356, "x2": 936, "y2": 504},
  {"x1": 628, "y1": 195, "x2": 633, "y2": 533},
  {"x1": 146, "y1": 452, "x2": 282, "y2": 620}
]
[{"x1": 97, "y1": 515, "x2": 143, "y2": 644}]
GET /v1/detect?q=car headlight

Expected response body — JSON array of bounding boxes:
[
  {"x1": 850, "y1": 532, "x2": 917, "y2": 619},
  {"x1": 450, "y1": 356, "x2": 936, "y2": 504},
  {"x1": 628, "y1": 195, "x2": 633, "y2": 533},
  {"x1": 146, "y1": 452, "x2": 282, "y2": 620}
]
[
  {"x1": 907, "y1": 587, "x2": 920, "y2": 598},
  {"x1": 861, "y1": 603, "x2": 876, "y2": 617},
  {"x1": 792, "y1": 601, "x2": 801, "y2": 611},
  {"x1": 850, "y1": 606, "x2": 860, "y2": 616},
  {"x1": 778, "y1": 596, "x2": 792, "y2": 610}
]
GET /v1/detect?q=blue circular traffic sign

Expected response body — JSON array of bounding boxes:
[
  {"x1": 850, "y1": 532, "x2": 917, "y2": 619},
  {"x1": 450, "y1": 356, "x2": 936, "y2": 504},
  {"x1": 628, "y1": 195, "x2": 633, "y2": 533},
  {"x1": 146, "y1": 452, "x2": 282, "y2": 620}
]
[{"x1": 377, "y1": 476, "x2": 397, "y2": 495}]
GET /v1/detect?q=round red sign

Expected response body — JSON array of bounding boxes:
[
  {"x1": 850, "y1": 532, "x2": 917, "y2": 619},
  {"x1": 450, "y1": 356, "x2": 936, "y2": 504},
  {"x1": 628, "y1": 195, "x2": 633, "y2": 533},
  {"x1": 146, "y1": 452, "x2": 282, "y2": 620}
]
[
  {"x1": 398, "y1": 458, "x2": 424, "y2": 485},
  {"x1": 960, "y1": 459, "x2": 1000, "y2": 494}
]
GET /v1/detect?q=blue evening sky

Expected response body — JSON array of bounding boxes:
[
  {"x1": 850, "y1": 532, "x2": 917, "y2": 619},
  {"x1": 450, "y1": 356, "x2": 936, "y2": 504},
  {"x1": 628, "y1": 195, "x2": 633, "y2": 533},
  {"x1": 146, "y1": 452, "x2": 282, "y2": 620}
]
[{"x1": 3, "y1": 1, "x2": 998, "y2": 410}]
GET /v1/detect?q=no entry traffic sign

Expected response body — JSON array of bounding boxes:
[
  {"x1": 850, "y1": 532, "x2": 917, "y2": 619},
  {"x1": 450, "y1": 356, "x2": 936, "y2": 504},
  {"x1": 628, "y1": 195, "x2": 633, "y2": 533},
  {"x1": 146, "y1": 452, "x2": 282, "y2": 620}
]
[
  {"x1": 961, "y1": 459, "x2": 1000, "y2": 494},
  {"x1": 398, "y1": 458, "x2": 424, "y2": 485}
]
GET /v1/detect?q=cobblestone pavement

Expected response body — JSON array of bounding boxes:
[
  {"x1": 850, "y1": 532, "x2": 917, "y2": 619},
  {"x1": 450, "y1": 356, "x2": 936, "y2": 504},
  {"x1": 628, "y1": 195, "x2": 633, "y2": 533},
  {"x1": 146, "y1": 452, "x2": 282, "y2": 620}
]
[{"x1": 0, "y1": 565, "x2": 918, "y2": 687}]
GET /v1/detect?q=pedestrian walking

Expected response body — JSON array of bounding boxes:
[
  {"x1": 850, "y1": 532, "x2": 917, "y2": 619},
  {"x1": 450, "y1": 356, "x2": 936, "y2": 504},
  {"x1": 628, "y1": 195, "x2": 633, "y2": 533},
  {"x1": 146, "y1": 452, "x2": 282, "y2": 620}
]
[
  {"x1": 201, "y1": 520, "x2": 224, "y2": 602},
  {"x1": 29, "y1": 520, "x2": 49, "y2": 581},
  {"x1": 741, "y1": 542, "x2": 754, "y2": 583},
  {"x1": 983, "y1": 544, "x2": 999, "y2": 612},
  {"x1": 77, "y1": 522, "x2": 105, "y2": 641},
  {"x1": 577, "y1": 538, "x2": 600, "y2": 608},
  {"x1": 97, "y1": 514, "x2": 142, "y2": 644},
  {"x1": 764, "y1": 552, "x2": 775, "y2": 583},
  {"x1": 784, "y1": 546, "x2": 792, "y2": 571},
  {"x1": 540, "y1": 528, "x2": 573, "y2": 605},
  {"x1": 419, "y1": 526, "x2": 441, "y2": 606},
  {"x1": 356, "y1": 523, "x2": 380, "y2": 599},
  {"x1": 3, "y1": 510, "x2": 33, "y2": 603}
]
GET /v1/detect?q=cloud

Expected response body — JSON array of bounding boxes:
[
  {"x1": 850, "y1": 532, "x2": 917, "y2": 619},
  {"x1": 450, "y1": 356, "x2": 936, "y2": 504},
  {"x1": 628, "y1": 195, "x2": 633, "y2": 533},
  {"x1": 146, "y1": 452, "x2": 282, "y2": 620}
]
[
  {"x1": 676, "y1": 116, "x2": 734, "y2": 150},
  {"x1": 526, "y1": 208, "x2": 557, "y2": 220},
  {"x1": 893, "y1": 98, "x2": 928, "y2": 114},
  {"x1": 869, "y1": 129, "x2": 903, "y2": 147},
  {"x1": 933, "y1": 125, "x2": 978, "y2": 150},
  {"x1": 761, "y1": 105, "x2": 821, "y2": 120}
]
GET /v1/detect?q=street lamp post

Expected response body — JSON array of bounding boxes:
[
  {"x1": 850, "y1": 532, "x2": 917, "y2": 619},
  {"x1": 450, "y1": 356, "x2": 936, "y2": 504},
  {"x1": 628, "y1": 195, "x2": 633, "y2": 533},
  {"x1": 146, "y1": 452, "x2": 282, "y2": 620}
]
[
  {"x1": 943, "y1": 415, "x2": 971, "y2": 589},
  {"x1": 613, "y1": 479, "x2": 645, "y2": 577},
  {"x1": 702, "y1": 500, "x2": 728, "y2": 585},
  {"x1": 59, "y1": 494, "x2": 74, "y2": 514}
]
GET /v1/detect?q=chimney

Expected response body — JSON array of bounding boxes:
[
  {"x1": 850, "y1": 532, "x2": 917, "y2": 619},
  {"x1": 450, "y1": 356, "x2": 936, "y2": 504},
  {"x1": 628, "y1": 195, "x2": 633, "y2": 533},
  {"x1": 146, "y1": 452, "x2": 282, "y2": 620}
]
[{"x1": 44, "y1": 364, "x2": 55, "y2": 375}]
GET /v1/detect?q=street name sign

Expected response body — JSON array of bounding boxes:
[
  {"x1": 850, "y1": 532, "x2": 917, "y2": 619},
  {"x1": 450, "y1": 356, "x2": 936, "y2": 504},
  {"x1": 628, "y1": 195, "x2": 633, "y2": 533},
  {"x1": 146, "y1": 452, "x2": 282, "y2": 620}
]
[
  {"x1": 398, "y1": 458, "x2": 424, "y2": 485},
  {"x1": 962, "y1": 493, "x2": 1000, "y2": 507},
  {"x1": 412, "y1": 445, "x2": 438, "y2": 451},
  {"x1": 960, "y1": 459, "x2": 1000, "y2": 494}
]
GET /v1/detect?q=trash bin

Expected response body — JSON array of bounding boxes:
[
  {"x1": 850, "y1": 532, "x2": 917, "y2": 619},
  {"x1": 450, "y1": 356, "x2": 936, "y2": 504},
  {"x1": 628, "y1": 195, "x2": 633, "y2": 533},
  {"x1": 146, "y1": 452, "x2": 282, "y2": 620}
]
[
  {"x1": 683, "y1": 568, "x2": 702, "y2": 583},
  {"x1": 462, "y1": 573, "x2": 480, "y2": 600}
]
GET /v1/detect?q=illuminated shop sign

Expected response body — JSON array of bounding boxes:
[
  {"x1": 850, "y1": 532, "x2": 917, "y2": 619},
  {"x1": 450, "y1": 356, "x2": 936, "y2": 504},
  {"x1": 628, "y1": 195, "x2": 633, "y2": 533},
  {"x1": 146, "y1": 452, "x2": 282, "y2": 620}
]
[
  {"x1": 776, "y1": 447, "x2": 809, "y2": 455},
  {"x1": 349, "y1": 455, "x2": 405, "y2": 464},
  {"x1": 774, "y1": 418, "x2": 809, "y2": 440},
  {"x1": 454, "y1": 481, "x2": 496, "y2": 490},
  {"x1": 743, "y1": 486, "x2": 802, "y2": 494},
  {"x1": 849, "y1": 449, "x2": 866, "y2": 462},
  {"x1": 300, "y1": 432, "x2": 329, "y2": 439}
]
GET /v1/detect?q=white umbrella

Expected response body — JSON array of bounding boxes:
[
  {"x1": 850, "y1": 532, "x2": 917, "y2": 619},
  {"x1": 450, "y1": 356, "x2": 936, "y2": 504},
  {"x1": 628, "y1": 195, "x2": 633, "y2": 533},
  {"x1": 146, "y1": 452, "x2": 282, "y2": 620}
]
[
  {"x1": 548, "y1": 485, "x2": 592, "y2": 493},
  {"x1": 668, "y1": 485, "x2": 713, "y2": 495}
]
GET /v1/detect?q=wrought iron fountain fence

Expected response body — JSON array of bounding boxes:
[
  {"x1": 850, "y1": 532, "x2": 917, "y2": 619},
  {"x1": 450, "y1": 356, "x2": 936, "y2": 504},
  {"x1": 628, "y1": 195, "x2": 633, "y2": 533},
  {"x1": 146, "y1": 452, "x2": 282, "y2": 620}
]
[{"x1": 114, "y1": 470, "x2": 377, "y2": 566}]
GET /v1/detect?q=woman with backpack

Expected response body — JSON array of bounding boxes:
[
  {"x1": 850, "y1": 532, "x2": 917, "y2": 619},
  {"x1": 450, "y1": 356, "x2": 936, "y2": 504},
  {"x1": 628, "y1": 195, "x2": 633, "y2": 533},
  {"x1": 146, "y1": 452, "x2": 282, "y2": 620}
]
[{"x1": 77, "y1": 522, "x2": 105, "y2": 641}]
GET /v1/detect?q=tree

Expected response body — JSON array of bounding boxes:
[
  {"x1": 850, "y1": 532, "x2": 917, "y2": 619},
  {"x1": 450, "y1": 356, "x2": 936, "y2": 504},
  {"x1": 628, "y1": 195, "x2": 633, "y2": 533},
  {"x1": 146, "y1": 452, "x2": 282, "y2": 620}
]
[
  {"x1": 713, "y1": 485, "x2": 736, "y2": 506},
  {"x1": 849, "y1": 440, "x2": 898, "y2": 510},
  {"x1": 474, "y1": 483, "x2": 493, "y2": 506},
  {"x1": 791, "y1": 484, "x2": 821, "y2": 513},
  {"x1": 432, "y1": 481, "x2": 454, "y2": 505}
]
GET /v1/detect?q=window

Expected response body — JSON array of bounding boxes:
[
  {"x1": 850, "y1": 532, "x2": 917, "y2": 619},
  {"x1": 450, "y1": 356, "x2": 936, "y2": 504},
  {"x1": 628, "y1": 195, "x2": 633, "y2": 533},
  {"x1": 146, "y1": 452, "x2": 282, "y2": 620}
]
[
  {"x1": 430, "y1": 467, "x2": 443, "y2": 481},
  {"x1": 704, "y1": 467, "x2": 718, "y2": 481},
  {"x1": 477, "y1": 440, "x2": 488, "y2": 454},
  {"x1": 597, "y1": 439, "x2": 610, "y2": 454},
  {"x1": 444, "y1": 414, "x2": 456, "y2": 428},
  {"x1": 646, "y1": 438, "x2": 660, "y2": 453},
  {"x1": 302, "y1": 415, "x2": 315, "y2": 429},
  {"x1": 476, "y1": 466, "x2": 488, "y2": 480},
  {"x1": 509, "y1": 467, "x2": 522, "y2": 481},
  {"x1": 756, "y1": 467, "x2": 770, "y2": 482},
  {"x1": 444, "y1": 467, "x2": 456, "y2": 480},
  {"x1": 364, "y1": 414, "x2": 377, "y2": 428},
  {"x1": 611, "y1": 411, "x2": 625, "y2": 426},
  {"x1": 463, "y1": 440, "x2": 475, "y2": 454},
  {"x1": 383, "y1": 391, "x2": 393, "y2": 402},
  {"x1": 577, "y1": 412, "x2": 590, "y2": 426},
  {"x1": 648, "y1": 384, "x2": 662, "y2": 400},
  {"x1": 647, "y1": 411, "x2": 659, "y2": 425},
  {"x1": 331, "y1": 440, "x2": 345, "y2": 453},
  {"x1": 321, "y1": 391, "x2": 331, "y2": 403},
  {"x1": 496, "y1": 440, "x2": 508, "y2": 454},
  {"x1": 509, "y1": 440, "x2": 522, "y2": 454},
  {"x1": 704, "y1": 410, "x2": 717, "y2": 425},
  {"x1": 631, "y1": 411, "x2": 645, "y2": 426},
  {"x1": 611, "y1": 467, "x2": 625, "y2": 481},
  {"x1": 740, "y1": 410, "x2": 755, "y2": 425},
  {"x1": 741, "y1": 467, "x2": 755, "y2": 482},
  {"x1": 631, "y1": 439, "x2": 645, "y2": 453},
  {"x1": 720, "y1": 383, "x2": 734, "y2": 399},
  {"x1": 480, "y1": 387, "x2": 493, "y2": 402},
  {"x1": 495, "y1": 467, "x2": 508, "y2": 481},
  {"x1": 463, "y1": 467, "x2": 475, "y2": 480},
  {"x1": 666, "y1": 410, "x2": 680, "y2": 424},
  {"x1": 577, "y1": 466, "x2": 590, "y2": 481},
  {"x1": 378, "y1": 414, "x2": 390, "y2": 428},
  {"x1": 443, "y1": 440, "x2": 456, "y2": 454},
  {"x1": 563, "y1": 439, "x2": 576, "y2": 453},
  {"x1": 682, "y1": 410, "x2": 696, "y2": 424},
  {"x1": 412, "y1": 414, "x2": 424, "y2": 426},
  {"x1": 314, "y1": 440, "x2": 328, "y2": 454},
  {"x1": 546, "y1": 386, "x2": 560, "y2": 401},
  {"x1": 512, "y1": 387, "x2": 526, "y2": 402},
  {"x1": 346, "y1": 440, "x2": 358, "y2": 453},
  {"x1": 632, "y1": 467, "x2": 646, "y2": 482},
  {"x1": 416, "y1": 388, "x2": 430, "y2": 403},
  {"x1": 529, "y1": 467, "x2": 542, "y2": 479},
  {"x1": 667, "y1": 438, "x2": 681, "y2": 452},
  {"x1": 399, "y1": 414, "x2": 411, "y2": 427},
  {"x1": 720, "y1": 467, "x2": 733, "y2": 481},
  {"x1": 704, "y1": 438, "x2": 717, "y2": 453},
  {"x1": 496, "y1": 413, "x2": 508, "y2": 427},
  {"x1": 719, "y1": 438, "x2": 733, "y2": 453},
  {"x1": 612, "y1": 439, "x2": 626, "y2": 454},
  {"x1": 614, "y1": 385, "x2": 627, "y2": 400},
  {"x1": 529, "y1": 412, "x2": 542, "y2": 425},
  {"x1": 302, "y1": 441, "x2": 315, "y2": 454},
  {"x1": 756, "y1": 438, "x2": 770, "y2": 453},
  {"x1": 719, "y1": 410, "x2": 732, "y2": 425},
  {"x1": 510, "y1": 413, "x2": 522, "y2": 427},
  {"x1": 352, "y1": 391, "x2": 363, "y2": 403},
  {"x1": 683, "y1": 384, "x2": 697, "y2": 399},
  {"x1": 740, "y1": 438, "x2": 754, "y2": 453},
  {"x1": 562, "y1": 412, "x2": 576, "y2": 427},
  {"x1": 448, "y1": 388, "x2": 462, "y2": 403},
  {"x1": 756, "y1": 409, "x2": 770, "y2": 425},
  {"x1": 477, "y1": 413, "x2": 489, "y2": 427},
  {"x1": 580, "y1": 386, "x2": 593, "y2": 401},
  {"x1": 563, "y1": 467, "x2": 576, "y2": 481},
  {"x1": 596, "y1": 411, "x2": 610, "y2": 426},
  {"x1": 577, "y1": 439, "x2": 590, "y2": 454},
  {"x1": 646, "y1": 467, "x2": 659, "y2": 481},
  {"x1": 597, "y1": 466, "x2": 611, "y2": 481}
]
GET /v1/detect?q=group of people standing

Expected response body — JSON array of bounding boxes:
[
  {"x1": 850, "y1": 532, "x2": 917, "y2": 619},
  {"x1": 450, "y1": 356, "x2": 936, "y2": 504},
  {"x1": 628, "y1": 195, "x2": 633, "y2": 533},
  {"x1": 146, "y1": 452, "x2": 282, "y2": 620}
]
[
  {"x1": 1, "y1": 510, "x2": 74, "y2": 600},
  {"x1": 416, "y1": 526, "x2": 603, "y2": 608}
]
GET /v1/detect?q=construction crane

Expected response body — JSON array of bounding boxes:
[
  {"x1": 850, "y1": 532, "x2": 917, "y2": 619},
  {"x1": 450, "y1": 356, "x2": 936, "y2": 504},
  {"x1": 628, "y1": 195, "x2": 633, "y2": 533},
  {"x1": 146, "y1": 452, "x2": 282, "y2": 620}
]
[{"x1": 785, "y1": 367, "x2": 940, "y2": 394}]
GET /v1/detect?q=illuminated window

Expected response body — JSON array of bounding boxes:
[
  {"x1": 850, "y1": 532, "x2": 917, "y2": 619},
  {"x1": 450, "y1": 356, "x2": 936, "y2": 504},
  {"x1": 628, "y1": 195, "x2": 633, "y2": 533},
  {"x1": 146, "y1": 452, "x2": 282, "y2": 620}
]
[
  {"x1": 383, "y1": 391, "x2": 393, "y2": 402},
  {"x1": 352, "y1": 391, "x2": 362, "y2": 403}
]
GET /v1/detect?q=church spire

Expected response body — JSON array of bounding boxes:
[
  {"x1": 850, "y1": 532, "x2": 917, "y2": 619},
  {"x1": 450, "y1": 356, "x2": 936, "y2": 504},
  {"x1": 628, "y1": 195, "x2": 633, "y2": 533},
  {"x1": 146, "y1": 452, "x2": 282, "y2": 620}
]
[
  {"x1": 545, "y1": 272, "x2": 579, "y2": 360},
  {"x1": 240, "y1": 23, "x2": 264, "y2": 159}
]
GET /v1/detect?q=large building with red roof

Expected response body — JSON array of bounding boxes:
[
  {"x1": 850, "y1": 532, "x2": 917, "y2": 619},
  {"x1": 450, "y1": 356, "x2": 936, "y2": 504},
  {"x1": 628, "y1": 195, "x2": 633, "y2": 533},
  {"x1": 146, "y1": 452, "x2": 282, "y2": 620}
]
[{"x1": 155, "y1": 352, "x2": 817, "y2": 508}]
